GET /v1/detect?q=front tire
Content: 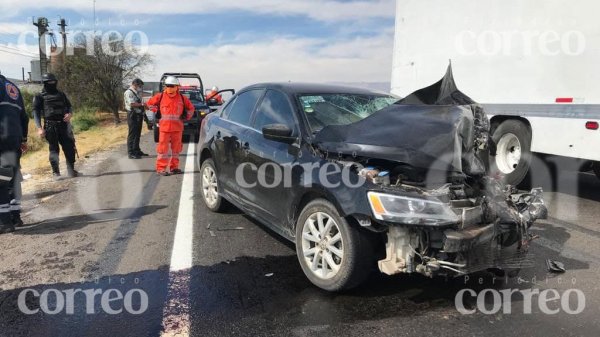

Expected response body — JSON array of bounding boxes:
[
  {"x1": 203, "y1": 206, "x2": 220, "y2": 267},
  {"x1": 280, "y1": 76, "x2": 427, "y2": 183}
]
[
  {"x1": 491, "y1": 120, "x2": 532, "y2": 186},
  {"x1": 200, "y1": 158, "x2": 226, "y2": 212},
  {"x1": 295, "y1": 199, "x2": 374, "y2": 291}
]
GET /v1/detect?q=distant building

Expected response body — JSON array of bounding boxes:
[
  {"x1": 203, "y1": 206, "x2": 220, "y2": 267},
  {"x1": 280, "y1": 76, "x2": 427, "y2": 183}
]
[{"x1": 29, "y1": 46, "x2": 87, "y2": 83}]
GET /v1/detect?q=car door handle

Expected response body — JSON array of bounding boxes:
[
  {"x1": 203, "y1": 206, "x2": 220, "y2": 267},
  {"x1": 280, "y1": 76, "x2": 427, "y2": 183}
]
[{"x1": 216, "y1": 131, "x2": 221, "y2": 139}]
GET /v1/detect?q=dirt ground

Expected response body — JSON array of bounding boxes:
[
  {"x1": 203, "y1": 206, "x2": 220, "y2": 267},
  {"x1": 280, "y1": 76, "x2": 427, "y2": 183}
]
[{"x1": 20, "y1": 111, "x2": 150, "y2": 195}]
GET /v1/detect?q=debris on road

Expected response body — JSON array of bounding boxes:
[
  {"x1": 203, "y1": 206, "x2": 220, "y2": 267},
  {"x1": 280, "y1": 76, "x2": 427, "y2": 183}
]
[
  {"x1": 217, "y1": 226, "x2": 245, "y2": 231},
  {"x1": 546, "y1": 259, "x2": 566, "y2": 273},
  {"x1": 206, "y1": 223, "x2": 211, "y2": 229},
  {"x1": 209, "y1": 230, "x2": 216, "y2": 237}
]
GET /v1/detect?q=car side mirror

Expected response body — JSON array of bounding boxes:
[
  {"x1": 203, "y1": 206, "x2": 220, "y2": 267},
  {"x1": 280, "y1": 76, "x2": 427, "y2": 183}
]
[
  {"x1": 262, "y1": 124, "x2": 296, "y2": 144},
  {"x1": 207, "y1": 98, "x2": 219, "y2": 106}
]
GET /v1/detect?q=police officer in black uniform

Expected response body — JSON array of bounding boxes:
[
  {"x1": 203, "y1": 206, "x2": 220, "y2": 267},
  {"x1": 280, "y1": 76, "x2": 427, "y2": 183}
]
[
  {"x1": 0, "y1": 74, "x2": 28, "y2": 233},
  {"x1": 33, "y1": 73, "x2": 78, "y2": 179}
]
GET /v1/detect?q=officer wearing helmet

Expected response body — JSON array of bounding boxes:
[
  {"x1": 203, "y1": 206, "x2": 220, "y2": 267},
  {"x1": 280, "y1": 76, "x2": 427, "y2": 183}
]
[
  {"x1": 0, "y1": 74, "x2": 29, "y2": 233},
  {"x1": 33, "y1": 73, "x2": 78, "y2": 179},
  {"x1": 146, "y1": 76, "x2": 194, "y2": 176},
  {"x1": 206, "y1": 86, "x2": 223, "y2": 105}
]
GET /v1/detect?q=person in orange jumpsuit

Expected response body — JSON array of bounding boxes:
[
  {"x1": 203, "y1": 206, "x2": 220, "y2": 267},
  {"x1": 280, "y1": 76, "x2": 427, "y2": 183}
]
[
  {"x1": 147, "y1": 76, "x2": 195, "y2": 176},
  {"x1": 206, "y1": 86, "x2": 223, "y2": 104}
]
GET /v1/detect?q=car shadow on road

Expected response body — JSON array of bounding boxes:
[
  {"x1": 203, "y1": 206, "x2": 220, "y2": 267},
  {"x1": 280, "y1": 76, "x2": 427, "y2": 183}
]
[
  {"x1": 13, "y1": 205, "x2": 167, "y2": 235},
  {"x1": 529, "y1": 221, "x2": 591, "y2": 272},
  {"x1": 186, "y1": 252, "x2": 537, "y2": 335},
  {"x1": 526, "y1": 154, "x2": 600, "y2": 203},
  {"x1": 0, "y1": 267, "x2": 171, "y2": 337}
]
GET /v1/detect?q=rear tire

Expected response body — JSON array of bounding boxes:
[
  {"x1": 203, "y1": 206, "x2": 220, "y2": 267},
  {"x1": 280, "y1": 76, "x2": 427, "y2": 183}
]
[
  {"x1": 200, "y1": 158, "x2": 227, "y2": 212},
  {"x1": 491, "y1": 120, "x2": 532, "y2": 186},
  {"x1": 295, "y1": 199, "x2": 374, "y2": 291}
]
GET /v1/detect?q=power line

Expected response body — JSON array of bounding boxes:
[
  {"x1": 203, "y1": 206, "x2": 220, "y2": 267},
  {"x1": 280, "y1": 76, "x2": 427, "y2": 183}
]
[
  {"x1": 0, "y1": 48, "x2": 37, "y2": 58},
  {"x1": 0, "y1": 44, "x2": 38, "y2": 57}
]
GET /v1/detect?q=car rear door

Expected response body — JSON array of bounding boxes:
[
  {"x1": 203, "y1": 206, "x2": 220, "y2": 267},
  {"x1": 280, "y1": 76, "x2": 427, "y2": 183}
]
[{"x1": 216, "y1": 89, "x2": 265, "y2": 203}]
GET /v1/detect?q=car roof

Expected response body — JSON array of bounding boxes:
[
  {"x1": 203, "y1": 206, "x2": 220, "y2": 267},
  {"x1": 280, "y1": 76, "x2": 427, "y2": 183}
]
[{"x1": 240, "y1": 82, "x2": 391, "y2": 96}]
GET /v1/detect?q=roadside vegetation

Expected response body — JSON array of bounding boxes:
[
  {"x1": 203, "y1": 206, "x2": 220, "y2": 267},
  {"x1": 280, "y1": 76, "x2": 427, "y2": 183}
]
[{"x1": 19, "y1": 32, "x2": 152, "y2": 176}]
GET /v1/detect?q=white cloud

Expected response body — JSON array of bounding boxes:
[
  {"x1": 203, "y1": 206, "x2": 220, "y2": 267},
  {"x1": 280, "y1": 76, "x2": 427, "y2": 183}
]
[
  {"x1": 145, "y1": 32, "x2": 394, "y2": 91},
  {"x1": 1, "y1": 0, "x2": 395, "y2": 23},
  {"x1": 1, "y1": 33, "x2": 394, "y2": 90},
  {"x1": 0, "y1": 22, "x2": 33, "y2": 35}
]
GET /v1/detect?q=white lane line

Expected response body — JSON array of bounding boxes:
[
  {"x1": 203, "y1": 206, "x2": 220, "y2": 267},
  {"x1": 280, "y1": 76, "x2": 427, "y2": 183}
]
[
  {"x1": 169, "y1": 143, "x2": 196, "y2": 272},
  {"x1": 161, "y1": 143, "x2": 196, "y2": 337}
]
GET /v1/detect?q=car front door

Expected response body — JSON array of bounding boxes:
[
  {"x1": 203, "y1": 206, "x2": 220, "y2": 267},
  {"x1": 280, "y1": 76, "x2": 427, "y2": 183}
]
[{"x1": 243, "y1": 89, "x2": 301, "y2": 228}]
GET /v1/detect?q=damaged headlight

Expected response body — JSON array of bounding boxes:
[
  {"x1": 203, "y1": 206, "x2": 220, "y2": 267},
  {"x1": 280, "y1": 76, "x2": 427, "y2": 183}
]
[{"x1": 367, "y1": 192, "x2": 460, "y2": 226}]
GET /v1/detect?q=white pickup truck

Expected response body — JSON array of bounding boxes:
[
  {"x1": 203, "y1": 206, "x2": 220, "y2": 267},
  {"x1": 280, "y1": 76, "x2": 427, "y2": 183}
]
[{"x1": 391, "y1": 0, "x2": 600, "y2": 185}]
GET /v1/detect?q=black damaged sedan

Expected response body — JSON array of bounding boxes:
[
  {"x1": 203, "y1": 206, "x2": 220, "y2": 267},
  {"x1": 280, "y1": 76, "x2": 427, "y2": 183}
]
[{"x1": 197, "y1": 70, "x2": 547, "y2": 291}]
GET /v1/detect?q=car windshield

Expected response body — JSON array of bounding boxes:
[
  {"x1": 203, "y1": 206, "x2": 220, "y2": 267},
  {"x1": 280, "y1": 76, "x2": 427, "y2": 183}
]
[
  {"x1": 180, "y1": 89, "x2": 204, "y2": 104},
  {"x1": 297, "y1": 93, "x2": 397, "y2": 133}
]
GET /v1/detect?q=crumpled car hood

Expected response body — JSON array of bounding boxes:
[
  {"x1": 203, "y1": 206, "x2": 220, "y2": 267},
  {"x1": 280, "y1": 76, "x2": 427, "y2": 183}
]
[{"x1": 313, "y1": 64, "x2": 490, "y2": 177}]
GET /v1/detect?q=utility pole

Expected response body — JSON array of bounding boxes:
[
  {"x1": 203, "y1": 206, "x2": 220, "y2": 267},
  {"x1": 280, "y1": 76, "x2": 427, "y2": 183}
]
[
  {"x1": 33, "y1": 17, "x2": 49, "y2": 80},
  {"x1": 58, "y1": 18, "x2": 68, "y2": 58},
  {"x1": 93, "y1": 0, "x2": 96, "y2": 34}
]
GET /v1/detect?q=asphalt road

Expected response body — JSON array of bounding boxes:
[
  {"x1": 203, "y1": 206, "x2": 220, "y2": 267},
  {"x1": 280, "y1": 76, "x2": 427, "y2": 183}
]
[{"x1": 0, "y1": 136, "x2": 599, "y2": 337}]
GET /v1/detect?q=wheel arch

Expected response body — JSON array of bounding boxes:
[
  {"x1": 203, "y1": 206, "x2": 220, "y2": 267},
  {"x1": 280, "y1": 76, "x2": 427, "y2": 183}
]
[
  {"x1": 291, "y1": 189, "x2": 345, "y2": 231},
  {"x1": 490, "y1": 115, "x2": 532, "y2": 137},
  {"x1": 199, "y1": 147, "x2": 212, "y2": 165}
]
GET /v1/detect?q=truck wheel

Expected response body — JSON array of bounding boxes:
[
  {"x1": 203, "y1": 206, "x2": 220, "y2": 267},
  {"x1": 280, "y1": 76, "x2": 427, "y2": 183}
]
[
  {"x1": 295, "y1": 199, "x2": 374, "y2": 291},
  {"x1": 593, "y1": 162, "x2": 600, "y2": 180},
  {"x1": 491, "y1": 120, "x2": 532, "y2": 186},
  {"x1": 200, "y1": 158, "x2": 227, "y2": 212}
]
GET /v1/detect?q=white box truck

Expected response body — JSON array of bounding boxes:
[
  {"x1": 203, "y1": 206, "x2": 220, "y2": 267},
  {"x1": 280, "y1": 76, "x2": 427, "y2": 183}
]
[{"x1": 391, "y1": 0, "x2": 600, "y2": 185}]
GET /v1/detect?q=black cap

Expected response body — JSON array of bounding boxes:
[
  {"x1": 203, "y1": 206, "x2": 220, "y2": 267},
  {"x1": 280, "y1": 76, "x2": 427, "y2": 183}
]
[
  {"x1": 42, "y1": 73, "x2": 58, "y2": 83},
  {"x1": 132, "y1": 78, "x2": 144, "y2": 86}
]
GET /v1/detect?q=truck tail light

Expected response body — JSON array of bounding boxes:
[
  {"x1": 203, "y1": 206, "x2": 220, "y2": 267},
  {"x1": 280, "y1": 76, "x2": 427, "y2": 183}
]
[
  {"x1": 585, "y1": 121, "x2": 599, "y2": 130},
  {"x1": 555, "y1": 97, "x2": 574, "y2": 103}
]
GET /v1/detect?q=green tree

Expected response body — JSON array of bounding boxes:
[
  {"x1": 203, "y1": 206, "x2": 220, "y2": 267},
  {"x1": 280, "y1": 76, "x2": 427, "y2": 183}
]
[{"x1": 55, "y1": 34, "x2": 152, "y2": 123}]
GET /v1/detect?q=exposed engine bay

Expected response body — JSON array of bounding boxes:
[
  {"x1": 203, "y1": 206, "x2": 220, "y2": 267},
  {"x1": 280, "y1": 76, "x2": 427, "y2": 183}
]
[{"x1": 313, "y1": 64, "x2": 548, "y2": 277}]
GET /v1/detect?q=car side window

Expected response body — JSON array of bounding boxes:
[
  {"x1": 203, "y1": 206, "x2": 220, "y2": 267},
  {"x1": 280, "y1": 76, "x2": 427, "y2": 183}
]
[
  {"x1": 224, "y1": 89, "x2": 263, "y2": 126},
  {"x1": 253, "y1": 90, "x2": 297, "y2": 134},
  {"x1": 220, "y1": 97, "x2": 236, "y2": 117}
]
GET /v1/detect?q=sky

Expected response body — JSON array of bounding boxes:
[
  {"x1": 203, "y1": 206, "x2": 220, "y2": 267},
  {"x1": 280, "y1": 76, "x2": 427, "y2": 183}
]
[{"x1": 0, "y1": 0, "x2": 396, "y2": 91}]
